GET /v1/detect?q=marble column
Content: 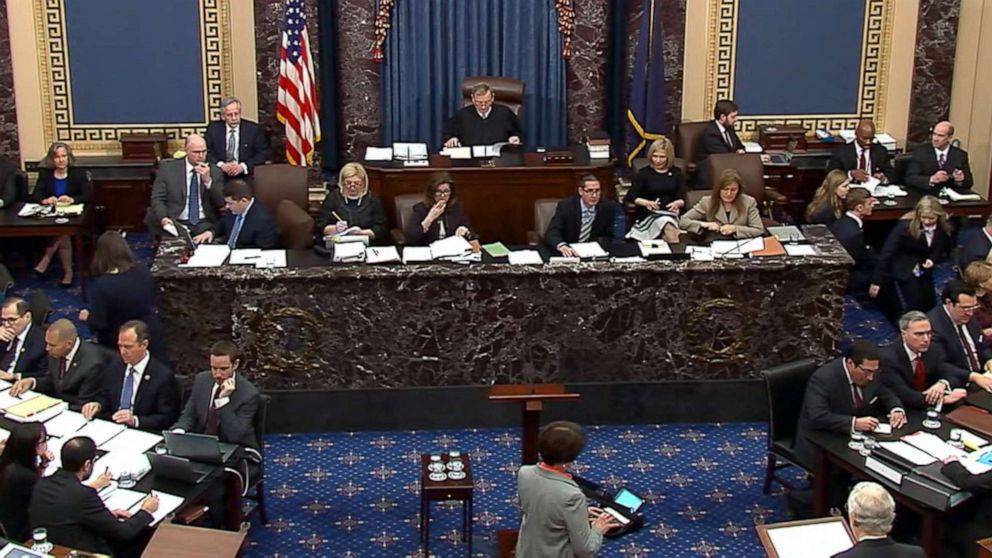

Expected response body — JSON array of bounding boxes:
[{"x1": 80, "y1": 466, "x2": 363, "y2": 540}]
[
  {"x1": 906, "y1": 0, "x2": 961, "y2": 147},
  {"x1": 0, "y1": 2, "x2": 21, "y2": 162}
]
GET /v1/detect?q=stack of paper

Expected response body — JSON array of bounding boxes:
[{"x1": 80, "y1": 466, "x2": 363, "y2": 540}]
[
  {"x1": 5, "y1": 395, "x2": 66, "y2": 423},
  {"x1": 90, "y1": 451, "x2": 151, "y2": 483},
  {"x1": 228, "y1": 249, "x2": 263, "y2": 265},
  {"x1": 130, "y1": 491, "x2": 185, "y2": 526},
  {"x1": 332, "y1": 242, "x2": 366, "y2": 263},
  {"x1": 785, "y1": 244, "x2": 818, "y2": 257},
  {"x1": 44, "y1": 409, "x2": 88, "y2": 437},
  {"x1": 878, "y1": 440, "x2": 937, "y2": 466},
  {"x1": 364, "y1": 146, "x2": 393, "y2": 161},
  {"x1": 392, "y1": 142, "x2": 428, "y2": 161},
  {"x1": 0, "y1": 379, "x2": 11, "y2": 390},
  {"x1": 254, "y1": 250, "x2": 287, "y2": 269},
  {"x1": 402, "y1": 246, "x2": 434, "y2": 264},
  {"x1": 874, "y1": 185, "x2": 908, "y2": 198},
  {"x1": 508, "y1": 250, "x2": 544, "y2": 265},
  {"x1": 471, "y1": 144, "x2": 505, "y2": 158},
  {"x1": 99, "y1": 428, "x2": 163, "y2": 454},
  {"x1": 430, "y1": 236, "x2": 473, "y2": 259},
  {"x1": 686, "y1": 246, "x2": 714, "y2": 261},
  {"x1": 0, "y1": 389, "x2": 41, "y2": 411},
  {"x1": 101, "y1": 486, "x2": 147, "y2": 511},
  {"x1": 944, "y1": 188, "x2": 981, "y2": 202},
  {"x1": 639, "y1": 241, "x2": 671, "y2": 257},
  {"x1": 767, "y1": 226, "x2": 804, "y2": 243},
  {"x1": 711, "y1": 237, "x2": 764, "y2": 257},
  {"x1": 548, "y1": 256, "x2": 580, "y2": 265},
  {"x1": 0, "y1": 427, "x2": 9, "y2": 444},
  {"x1": 742, "y1": 141, "x2": 763, "y2": 153},
  {"x1": 180, "y1": 244, "x2": 230, "y2": 267},
  {"x1": 901, "y1": 431, "x2": 967, "y2": 462},
  {"x1": 570, "y1": 242, "x2": 609, "y2": 259},
  {"x1": 326, "y1": 227, "x2": 364, "y2": 239},
  {"x1": 76, "y1": 418, "x2": 127, "y2": 446},
  {"x1": 440, "y1": 146, "x2": 472, "y2": 159},
  {"x1": 56, "y1": 204, "x2": 85, "y2": 216},
  {"x1": 365, "y1": 246, "x2": 401, "y2": 264}
]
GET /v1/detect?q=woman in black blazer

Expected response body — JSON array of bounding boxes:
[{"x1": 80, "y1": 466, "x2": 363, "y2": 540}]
[
  {"x1": 403, "y1": 172, "x2": 474, "y2": 245},
  {"x1": 805, "y1": 170, "x2": 850, "y2": 225},
  {"x1": 314, "y1": 162, "x2": 388, "y2": 245},
  {"x1": 31, "y1": 142, "x2": 92, "y2": 286},
  {"x1": 0, "y1": 423, "x2": 51, "y2": 541},
  {"x1": 871, "y1": 196, "x2": 952, "y2": 317}
]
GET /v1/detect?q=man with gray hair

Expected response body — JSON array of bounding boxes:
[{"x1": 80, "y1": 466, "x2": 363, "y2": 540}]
[
  {"x1": 833, "y1": 482, "x2": 924, "y2": 557},
  {"x1": 957, "y1": 212, "x2": 992, "y2": 271},
  {"x1": 442, "y1": 82, "x2": 523, "y2": 148},
  {"x1": 879, "y1": 311, "x2": 968, "y2": 410},
  {"x1": 205, "y1": 96, "x2": 270, "y2": 178}
]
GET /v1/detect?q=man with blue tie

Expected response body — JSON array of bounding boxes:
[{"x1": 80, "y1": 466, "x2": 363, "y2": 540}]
[
  {"x1": 79, "y1": 320, "x2": 179, "y2": 433},
  {"x1": 194, "y1": 179, "x2": 277, "y2": 250},
  {"x1": 146, "y1": 134, "x2": 225, "y2": 240},
  {"x1": 545, "y1": 175, "x2": 623, "y2": 257}
]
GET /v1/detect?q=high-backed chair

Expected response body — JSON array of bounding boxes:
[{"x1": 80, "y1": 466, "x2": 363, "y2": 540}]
[
  {"x1": 761, "y1": 358, "x2": 818, "y2": 493},
  {"x1": 390, "y1": 193, "x2": 423, "y2": 245},
  {"x1": 243, "y1": 393, "x2": 271, "y2": 525},
  {"x1": 28, "y1": 290, "x2": 51, "y2": 328},
  {"x1": 462, "y1": 76, "x2": 525, "y2": 120},
  {"x1": 526, "y1": 198, "x2": 561, "y2": 246},
  {"x1": 252, "y1": 164, "x2": 314, "y2": 249},
  {"x1": 706, "y1": 153, "x2": 784, "y2": 226},
  {"x1": 0, "y1": 264, "x2": 12, "y2": 297},
  {"x1": 674, "y1": 121, "x2": 710, "y2": 177}
]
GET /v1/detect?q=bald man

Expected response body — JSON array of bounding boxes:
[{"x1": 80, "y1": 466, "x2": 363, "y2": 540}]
[
  {"x1": 827, "y1": 119, "x2": 895, "y2": 185},
  {"x1": 10, "y1": 319, "x2": 106, "y2": 411},
  {"x1": 146, "y1": 133, "x2": 225, "y2": 239},
  {"x1": 904, "y1": 120, "x2": 973, "y2": 192}
]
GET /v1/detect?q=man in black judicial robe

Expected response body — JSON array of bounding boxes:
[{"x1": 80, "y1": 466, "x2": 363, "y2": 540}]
[{"x1": 442, "y1": 83, "x2": 523, "y2": 148}]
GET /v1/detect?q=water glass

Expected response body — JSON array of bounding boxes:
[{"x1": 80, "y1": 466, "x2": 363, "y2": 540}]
[
  {"x1": 31, "y1": 528, "x2": 51, "y2": 553},
  {"x1": 119, "y1": 471, "x2": 135, "y2": 489}
]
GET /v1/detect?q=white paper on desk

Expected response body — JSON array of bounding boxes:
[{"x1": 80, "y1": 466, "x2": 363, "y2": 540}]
[
  {"x1": 42, "y1": 436, "x2": 66, "y2": 476},
  {"x1": 902, "y1": 431, "x2": 967, "y2": 462},
  {"x1": 570, "y1": 242, "x2": 609, "y2": 259},
  {"x1": 445, "y1": 251, "x2": 481, "y2": 264},
  {"x1": 508, "y1": 250, "x2": 544, "y2": 265},
  {"x1": 366, "y1": 246, "x2": 401, "y2": 264},
  {"x1": 878, "y1": 440, "x2": 936, "y2": 466},
  {"x1": 89, "y1": 451, "x2": 151, "y2": 482},
  {"x1": 102, "y1": 487, "x2": 146, "y2": 512},
  {"x1": 0, "y1": 379, "x2": 11, "y2": 391},
  {"x1": 99, "y1": 428, "x2": 163, "y2": 454},
  {"x1": 944, "y1": 188, "x2": 981, "y2": 202},
  {"x1": 43, "y1": 409, "x2": 87, "y2": 438},
  {"x1": 17, "y1": 203, "x2": 47, "y2": 217},
  {"x1": 402, "y1": 246, "x2": 434, "y2": 264},
  {"x1": 332, "y1": 241, "x2": 366, "y2": 263},
  {"x1": 442, "y1": 146, "x2": 472, "y2": 159},
  {"x1": 548, "y1": 256, "x2": 580, "y2": 265},
  {"x1": 364, "y1": 146, "x2": 394, "y2": 161},
  {"x1": 874, "y1": 185, "x2": 908, "y2": 198},
  {"x1": 958, "y1": 429, "x2": 989, "y2": 448},
  {"x1": 0, "y1": 389, "x2": 41, "y2": 411},
  {"x1": 392, "y1": 142, "x2": 428, "y2": 161},
  {"x1": 687, "y1": 246, "x2": 714, "y2": 261},
  {"x1": 430, "y1": 236, "x2": 472, "y2": 259},
  {"x1": 180, "y1": 244, "x2": 230, "y2": 267},
  {"x1": 76, "y1": 418, "x2": 127, "y2": 447},
  {"x1": 784, "y1": 244, "x2": 818, "y2": 257},
  {"x1": 712, "y1": 238, "x2": 763, "y2": 256},
  {"x1": 131, "y1": 490, "x2": 184, "y2": 526},
  {"x1": 742, "y1": 141, "x2": 763, "y2": 153},
  {"x1": 873, "y1": 423, "x2": 892, "y2": 435},
  {"x1": 765, "y1": 521, "x2": 854, "y2": 558},
  {"x1": 0, "y1": 427, "x2": 8, "y2": 443},
  {"x1": 611, "y1": 256, "x2": 645, "y2": 263},
  {"x1": 639, "y1": 241, "x2": 671, "y2": 257},
  {"x1": 854, "y1": 176, "x2": 881, "y2": 195},
  {"x1": 228, "y1": 248, "x2": 263, "y2": 265},
  {"x1": 471, "y1": 144, "x2": 500, "y2": 158},
  {"x1": 326, "y1": 227, "x2": 364, "y2": 240},
  {"x1": 963, "y1": 445, "x2": 992, "y2": 475},
  {"x1": 254, "y1": 250, "x2": 287, "y2": 269}
]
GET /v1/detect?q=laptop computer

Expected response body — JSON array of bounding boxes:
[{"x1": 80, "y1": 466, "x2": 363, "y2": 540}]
[
  {"x1": 163, "y1": 431, "x2": 239, "y2": 464},
  {"x1": 146, "y1": 452, "x2": 215, "y2": 484}
]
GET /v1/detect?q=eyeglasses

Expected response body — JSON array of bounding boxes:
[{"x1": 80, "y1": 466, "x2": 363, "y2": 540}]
[
  {"x1": 856, "y1": 364, "x2": 879, "y2": 376},
  {"x1": 342, "y1": 179, "x2": 363, "y2": 187},
  {"x1": 434, "y1": 189, "x2": 452, "y2": 196},
  {"x1": 957, "y1": 304, "x2": 980, "y2": 313},
  {"x1": 581, "y1": 188, "x2": 601, "y2": 195},
  {"x1": 0, "y1": 314, "x2": 23, "y2": 326}
]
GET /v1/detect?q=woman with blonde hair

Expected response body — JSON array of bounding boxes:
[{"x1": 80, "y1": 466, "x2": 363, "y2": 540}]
[
  {"x1": 31, "y1": 142, "x2": 92, "y2": 287},
  {"x1": 964, "y1": 260, "x2": 992, "y2": 345},
  {"x1": 805, "y1": 169, "x2": 850, "y2": 225},
  {"x1": 624, "y1": 137, "x2": 686, "y2": 242},
  {"x1": 679, "y1": 168, "x2": 764, "y2": 239},
  {"x1": 870, "y1": 195, "x2": 952, "y2": 318},
  {"x1": 315, "y1": 162, "x2": 387, "y2": 244}
]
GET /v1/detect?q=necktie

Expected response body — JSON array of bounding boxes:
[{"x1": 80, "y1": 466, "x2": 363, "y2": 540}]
[
  {"x1": 119, "y1": 367, "x2": 136, "y2": 411},
  {"x1": 226, "y1": 129, "x2": 237, "y2": 162},
  {"x1": 958, "y1": 324, "x2": 981, "y2": 371},
  {"x1": 188, "y1": 170, "x2": 201, "y2": 226},
  {"x1": 914, "y1": 356, "x2": 927, "y2": 391},
  {"x1": 0, "y1": 340, "x2": 17, "y2": 372},
  {"x1": 851, "y1": 384, "x2": 864, "y2": 408},
  {"x1": 938, "y1": 153, "x2": 946, "y2": 169},
  {"x1": 228, "y1": 213, "x2": 245, "y2": 248},
  {"x1": 723, "y1": 129, "x2": 733, "y2": 149},
  {"x1": 205, "y1": 384, "x2": 223, "y2": 435},
  {"x1": 859, "y1": 148, "x2": 868, "y2": 173},
  {"x1": 579, "y1": 209, "x2": 594, "y2": 242},
  {"x1": 59, "y1": 357, "x2": 68, "y2": 381}
]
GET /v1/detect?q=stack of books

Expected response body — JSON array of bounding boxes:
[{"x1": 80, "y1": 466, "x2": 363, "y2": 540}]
[{"x1": 586, "y1": 131, "x2": 611, "y2": 159}]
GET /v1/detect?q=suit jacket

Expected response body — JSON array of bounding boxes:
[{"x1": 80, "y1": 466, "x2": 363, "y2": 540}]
[
  {"x1": 904, "y1": 144, "x2": 972, "y2": 191},
  {"x1": 544, "y1": 196, "x2": 622, "y2": 250},
  {"x1": 219, "y1": 200, "x2": 277, "y2": 249},
  {"x1": 31, "y1": 167, "x2": 92, "y2": 203},
  {"x1": 403, "y1": 201, "x2": 473, "y2": 245},
  {"x1": 0, "y1": 461, "x2": 41, "y2": 542},
  {"x1": 873, "y1": 220, "x2": 951, "y2": 284},
  {"x1": 942, "y1": 460, "x2": 992, "y2": 533},
  {"x1": 4, "y1": 321, "x2": 48, "y2": 379},
  {"x1": 149, "y1": 158, "x2": 225, "y2": 227},
  {"x1": 878, "y1": 342, "x2": 966, "y2": 410},
  {"x1": 927, "y1": 305, "x2": 992, "y2": 376},
  {"x1": 28, "y1": 469, "x2": 153, "y2": 555},
  {"x1": 314, "y1": 191, "x2": 389, "y2": 245},
  {"x1": 442, "y1": 104, "x2": 524, "y2": 146},
  {"x1": 693, "y1": 121, "x2": 743, "y2": 186},
  {"x1": 679, "y1": 194, "x2": 764, "y2": 238},
  {"x1": 832, "y1": 538, "x2": 925, "y2": 558},
  {"x1": 205, "y1": 119, "x2": 271, "y2": 174},
  {"x1": 0, "y1": 158, "x2": 18, "y2": 208},
  {"x1": 831, "y1": 215, "x2": 877, "y2": 292},
  {"x1": 173, "y1": 371, "x2": 260, "y2": 450},
  {"x1": 827, "y1": 143, "x2": 895, "y2": 183},
  {"x1": 793, "y1": 358, "x2": 902, "y2": 469},
  {"x1": 515, "y1": 465, "x2": 603, "y2": 558},
  {"x1": 34, "y1": 340, "x2": 107, "y2": 411},
  {"x1": 97, "y1": 356, "x2": 180, "y2": 433},
  {"x1": 957, "y1": 228, "x2": 992, "y2": 271}
]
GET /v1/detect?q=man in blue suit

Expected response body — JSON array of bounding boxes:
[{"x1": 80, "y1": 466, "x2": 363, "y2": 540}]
[
  {"x1": 0, "y1": 297, "x2": 47, "y2": 381},
  {"x1": 205, "y1": 96, "x2": 271, "y2": 178},
  {"x1": 196, "y1": 179, "x2": 277, "y2": 250}
]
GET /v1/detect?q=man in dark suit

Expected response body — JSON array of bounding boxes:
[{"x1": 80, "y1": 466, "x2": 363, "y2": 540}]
[
  {"x1": 9, "y1": 319, "x2": 105, "y2": 411},
  {"x1": 195, "y1": 179, "x2": 277, "y2": 249},
  {"x1": 904, "y1": 121, "x2": 972, "y2": 192},
  {"x1": 827, "y1": 119, "x2": 895, "y2": 184},
  {"x1": 692, "y1": 99, "x2": 745, "y2": 188},
  {"x1": 833, "y1": 482, "x2": 925, "y2": 558},
  {"x1": 545, "y1": 175, "x2": 623, "y2": 257},
  {"x1": 957, "y1": 214, "x2": 992, "y2": 272},
  {"x1": 205, "y1": 96, "x2": 271, "y2": 178},
  {"x1": 79, "y1": 320, "x2": 179, "y2": 433},
  {"x1": 29, "y1": 436, "x2": 158, "y2": 556},
  {"x1": 0, "y1": 297, "x2": 47, "y2": 381},
  {"x1": 146, "y1": 134, "x2": 225, "y2": 240},
  {"x1": 793, "y1": 340, "x2": 906, "y2": 470},
  {"x1": 879, "y1": 311, "x2": 968, "y2": 410},
  {"x1": 0, "y1": 158, "x2": 18, "y2": 209},
  {"x1": 442, "y1": 82, "x2": 523, "y2": 148},
  {"x1": 830, "y1": 189, "x2": 879, "y2": 294},
  {"x1": 927, "y1": 280, "x2": 992, "y2": 392},
  {"x1": 942, "y1": 455, "x2": 992, "y2": 558}
]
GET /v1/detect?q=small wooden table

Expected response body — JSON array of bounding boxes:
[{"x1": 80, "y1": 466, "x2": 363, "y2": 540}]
[
  {"x1": 0, "y1": 204, "x2": 94, "y2": 294},
  {"x1": 420, "y1": 452, "x2": 473, "y2": 556}
]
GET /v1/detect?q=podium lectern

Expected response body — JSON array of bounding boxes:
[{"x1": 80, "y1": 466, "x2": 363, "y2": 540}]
[{"x1": 488, "y1": 384, "x2": 581, "y2": 464}]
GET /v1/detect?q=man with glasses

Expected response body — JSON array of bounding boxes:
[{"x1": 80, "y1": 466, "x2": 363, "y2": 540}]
[
  {"x1": 145, "y1": 133, "x2": 225, "y2": 239},
  {"x1": 0, "y1": 297, "x2": 47, "y2": 381},
  {"x1": 927, "y1": 280, "x2": 992, "y2": 392},
  {"x1": 879, "y1": 311, "x2": 968, "y2": 410},
  {"x1": 793, "y1": 340, "x2": 906, "y2": 470},
  {"x1": 545, "y1": 175, "x2": 623, "y2": 257},
  {"x1": 192, "y1": 179, "x2": 277, "y2": 249}
]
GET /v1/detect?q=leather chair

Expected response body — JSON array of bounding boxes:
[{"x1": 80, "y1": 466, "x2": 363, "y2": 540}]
[
  {"x1": 624, "y1": 158, "x2": 689, "y2": 225},
  {"x1": 462, "y1": 76, "x2": 525, "y2": 120},
  {"x1": 674, "y1": 121, "x2": 709, "y2": 177},
  {"x1": 0, "y1": 263, "x2": 12, "y2": 296},
  {"x1": 526, "y1": 198, "x2": 561, "y2": 246},
  {"x1": 893, "y1": 152, "x2": 913, "y2": 185},
  {"x1": 28, "y1": 290, "x2": 51, "y2": 328},
  {"x1": 252, "y1": 164, "x2": 314, "y2": 249},
  {"x1": 243, "y1": 393, "x2": 271, "y2": 525},
  {"x1": 389, "y1": 193, "x2": 423, "y2": 245},
  {"x1": 761, "y1": 358, "x2": 819, "y2": 493},
  {"x1": 706, "y1": 153, "x2": 784, "y2": 226}
]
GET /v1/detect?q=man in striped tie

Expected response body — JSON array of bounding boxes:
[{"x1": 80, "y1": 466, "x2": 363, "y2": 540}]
[
  {"x1": 205, "y1": 96, "x2": 271, "y2": 178},
  {"x1": 927, "y1": 280, "x2": 992, "y2": 392},
  {"x1": 904, "y1": 120, "x2": 973, "y2": 192},
  {"x1": 192, "y1": 179, "x2": 277, "y2": 250},
  {"x1": 545, "y1": 175, "x2": 623, "y2": 257}
]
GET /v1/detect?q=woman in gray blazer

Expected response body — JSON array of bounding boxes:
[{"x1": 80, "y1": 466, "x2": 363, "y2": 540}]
[
  {"x1": 679, "y1": 168, "x2": 764, "y2": 239},
  {"x1": 515, "y1": 421, "x2": 618, "y2": 557}
]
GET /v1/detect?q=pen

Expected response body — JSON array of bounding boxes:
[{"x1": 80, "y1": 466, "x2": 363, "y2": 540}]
[{"x1": 332, "y1": 211, "x2": 343, "y2": 221}]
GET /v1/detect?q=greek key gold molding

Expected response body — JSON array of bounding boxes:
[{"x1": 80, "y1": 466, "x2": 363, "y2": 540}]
[
  {"x1": 704, "y1": 0, "x2": 893, "y2": 138},
  {"x1": 34, "y1": 0, "x2": 233, "y2": 153}
]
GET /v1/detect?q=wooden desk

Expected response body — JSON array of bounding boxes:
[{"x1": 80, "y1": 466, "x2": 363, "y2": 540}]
[
  {"x1": 143, "y1": 522, "x2": 248, "y2": 557},
  {"x1": 0, "y1": 204, "x2": 94, "y2": 293},
  {"x1": 865, "y1": 189, "x2": 992, "y2": 221},
  {"x1": 365, "y1": 146, "x2": 614, "y2": 244},
  {"x1": 420, "y1": 453, "x2": 472, "y2": 556}
]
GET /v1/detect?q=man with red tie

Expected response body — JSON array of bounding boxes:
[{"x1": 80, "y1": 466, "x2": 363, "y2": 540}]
[
  {"x1": 692, "y1": 99, "x2": 746, "y2": 188},
  {"x1": 827, "y1": 119, "x2": 896, "y2": 185},
  {"x1": 927, "y1": 280, "x2": 992, "y2": 392},
  {"x1": 879, "y1": 311, "x2": 968, "y2": 410},
  {"x1": 9, "y1": 319, "x2": 105, "y2": 411}
]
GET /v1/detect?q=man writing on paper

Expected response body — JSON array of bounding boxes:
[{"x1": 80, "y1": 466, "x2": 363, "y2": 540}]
[
  {"x1": 878, "y1": 311, "x2": 967, "y2": 410},
  {"x1": 827, "y1": 119, "x2": 895, "y2": 185},
  {"x1": 545, "y1": 175, "x2": 623, "y2": 257},
  {"x1": 927, "y1": 280, "x2": 992, "y2": 392},
  {"x1": 205, "y1": 96, "x2": 271, "y2": 178},
  {"x1": 79, "y1": 321, "x2": 179, "y2": 432},
  {"x1": 442, "y1": 82, "x2": 523, "y2": 148},
  {"x1": 833, "y1": 482, "x2": 924, "y2": 557},
  {"x1": 145, "y1": 134, "x2": 225, "y2": 241},
  {"x1": 904, "y1": 121, "x2": 972, "y2": 192},
  {"x1": 0, "y1": 297, "x2": 47, "y2": 381},
  {"x1": 10, "y1": 319, "x2": 104, "y2": 411},
  {"x1": 191, "y1": 179, "x2": 278, "y2": 250}
]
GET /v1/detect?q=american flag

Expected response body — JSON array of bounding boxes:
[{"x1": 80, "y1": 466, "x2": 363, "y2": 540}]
[{"x1": 276, "y1": 0, "x2": 321, "y2": 166}]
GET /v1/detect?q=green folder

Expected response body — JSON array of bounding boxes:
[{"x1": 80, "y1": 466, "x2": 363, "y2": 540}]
[{"x1": 482, "y1": 242, "x2": 511, "y2": 257}]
